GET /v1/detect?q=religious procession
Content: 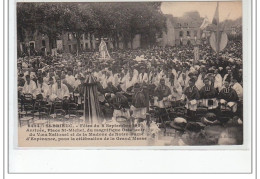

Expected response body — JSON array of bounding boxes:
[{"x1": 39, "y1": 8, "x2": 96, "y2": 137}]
[{"x1": 17, "y1": 2, "x2": 243, "y2": 145}]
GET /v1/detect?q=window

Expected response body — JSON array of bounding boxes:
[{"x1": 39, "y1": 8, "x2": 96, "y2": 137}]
[
  {"x1": 68, "y1": 45, "x2": 72, "y2": 52},
  {"x1": 73, "y1": 44, "x2": 77, "y2": 52},
  {"x1": 68, "y1": 33, "x2": 73, "y2": 41},
  {"x1": 85, "y1": 43, "x2": 89, "y2": 49},
  {"x1": 179, "y1": 31, "x2": 183, "y2": 37},
  {"x1": 42, "y1": 40, "x2": 46, "y2": 46},
  {"x1": 80, "y1": 44, "x2": 83, "y2": 50},
  {"x1": 29, "y1": 42, "x2": 35, "y2": 50},
  {"x1": 187, "y1": 31, "x2": 190, "y2": 37}
]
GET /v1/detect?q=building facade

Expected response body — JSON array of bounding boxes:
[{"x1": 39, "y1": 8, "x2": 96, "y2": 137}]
[
  {"x1": 17, "y1": 30, "x2": 50, "y2": 56},
  {"x1": 171, "y1": 14, "x2": 203, "y2": 46},
  {"x1": 18, "y1": 12, "x2": 209, "y2": 56}
]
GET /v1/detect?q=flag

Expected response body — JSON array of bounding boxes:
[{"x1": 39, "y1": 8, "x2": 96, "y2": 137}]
[
  {"x1": 212, "y1": 3, "x2": 219, "y2": 26},
  {"x1": 200, "y1": 17, "x2": 210, "y2": 30}
]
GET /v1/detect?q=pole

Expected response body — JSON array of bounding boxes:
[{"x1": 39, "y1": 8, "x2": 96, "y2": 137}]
[{"x1": 216, "y1": 2, "x2": 220, "y2": 60}]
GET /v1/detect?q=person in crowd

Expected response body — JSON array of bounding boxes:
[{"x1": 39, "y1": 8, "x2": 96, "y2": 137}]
[
  {"x1": 49, "y1": 77, "x2": 70, "y2": 101},
  {"x1": 130, "y1": 83, "x2": 147, "y2": 123},
  {"x1": 22, "y1": 74, "x2": 37, "y2": 97},
  {"x1": 199, "y1": 78, "x2": 218, "y2": 110},
  {"x1": 218, "y1": 80, "x2": 239, "y2": 113},
  {"x1": 110, "y1": 91, "x2": 130, "y2": 120},
  {"x1": 178, "y1": 67, "x2": 189, "y2": 89},
  {"x1": 181, "y1": 78, "x2": 200, "y2": 120},
  {"x1": 231, "y1": 78, "x2": 243, "y2": 101},
  {"x1": 65, "y1": 70, "x2": 76, "y2": 88},
  {"x1": 154, "y1": 78, "x2": 171, "y2": 108},
  {"x1": 237, "y1": 69, "x2": 243, "y2": 85},
  {"x1": 213, "y1": 69, "x2": 223, "y2": 92},
  {"x1": 74, "y1": 76, "x2": 86, "y2": 109},
  {"x1": 34, "y1": 77, "x2": 50, "y2": 99},
  {"x1": 17, "y1": 38, "x2": 243, "y2": 124},
  {"x1": 195, "y1": 67, "x2": 207, "y2": 90},
  {"x1": 138, "y1": 66, "x2": 148, "y2": 83},
  {"x1": 104, "y1": 81, "x2": 119, "y2": 94},
  {"x1": 223, "y1": 67, "x2": 233, "y2": 83}
]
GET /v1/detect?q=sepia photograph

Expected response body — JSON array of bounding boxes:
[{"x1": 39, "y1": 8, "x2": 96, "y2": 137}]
[{"x1": 16, "y1": 1, "x2": 244, "y2": 147}]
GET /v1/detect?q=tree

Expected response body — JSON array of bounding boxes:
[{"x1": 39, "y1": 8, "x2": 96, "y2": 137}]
[
  {"x1": 63, "y1": 3, "x2": 97, "y2": 53},
  {"x1": 17, "y1": 2, "x2": 167, "y2": 52},
  {"x1": 88, "y1": 2, "x2": 166, "y2": 49},
  {"x1": 36, "y1": 3, "x2": 66, "y2": 50}
]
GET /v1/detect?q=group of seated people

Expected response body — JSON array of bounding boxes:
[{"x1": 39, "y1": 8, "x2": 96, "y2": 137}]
[{"x1": 18, "y1": 40, "x2": 243, "y2": 124}]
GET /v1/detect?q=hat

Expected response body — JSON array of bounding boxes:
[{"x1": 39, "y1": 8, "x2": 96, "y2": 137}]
[
  {"x1": 226, "y1": 66, "x2": 231, "y2": 70},
  {"x1": 201, "y1": 113, "x2": 219, "y2": 125},
  {"x1": 189, "y1": 78, "x2": 196, "y2": 83},
  {"x1": 134, "y1": 83, "x2": 140, "y2": 88},
  {"x1": 203, "y1": 77, "x2": 209, "y2": 82},
  {"x1": 185, "y1": 122, "x2": 205, "y2": 132},
  {"x1": 228, "y1": 58, "x2": 234, "y2": 63},
  {"x1": 190, "y1": 99, "x2": 197, "y2": 105},
  {"x1": 224, "y1": 116, "x2": 243, "y2": 127},
  {"x1": 170, "y1": 117, "x2": 187, "y2": 131}
]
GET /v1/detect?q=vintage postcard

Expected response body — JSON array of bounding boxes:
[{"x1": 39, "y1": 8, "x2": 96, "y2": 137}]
[{"x1": 16, "y1": 1, "x2": 244, "y2": 147}]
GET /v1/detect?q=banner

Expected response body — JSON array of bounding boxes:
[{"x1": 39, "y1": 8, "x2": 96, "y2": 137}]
[{"x1": 210, "y1": 32, "x2": 228, "y2": 52}]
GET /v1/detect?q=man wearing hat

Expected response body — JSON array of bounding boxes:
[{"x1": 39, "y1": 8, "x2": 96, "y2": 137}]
[{"x1": 181, "y1": 78, "x2": 200, "y2": 120}]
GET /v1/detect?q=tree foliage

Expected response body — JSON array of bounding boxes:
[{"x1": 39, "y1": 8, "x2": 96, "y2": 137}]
[{"x1": 17, "y1": 2, "x2": 167, "y2": 49}]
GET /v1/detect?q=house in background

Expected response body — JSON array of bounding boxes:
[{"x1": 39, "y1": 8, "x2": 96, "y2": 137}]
[
  {"x1": 170, "y1": 12, "x2": 203, "y2": 46},
  {"x1": 157, "y1": 12, "x2": 203, "y2": 47},
  {"x1": 17, "y1": 30, "x2": 50, "y2": 56}
]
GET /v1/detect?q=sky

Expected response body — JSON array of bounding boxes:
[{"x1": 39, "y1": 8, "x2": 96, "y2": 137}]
[{"x1": 161, "y1": 1, "x2": 242, "y2": 22}]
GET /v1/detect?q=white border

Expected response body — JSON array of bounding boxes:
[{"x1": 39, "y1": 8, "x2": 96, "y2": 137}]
[{"x1": 7, "y1": 0, "x2": 253, "y2": 173}]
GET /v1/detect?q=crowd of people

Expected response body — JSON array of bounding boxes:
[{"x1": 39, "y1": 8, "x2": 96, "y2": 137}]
[{"x1": 18, "y1": 39, "x2": 243, "y2": 126}]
